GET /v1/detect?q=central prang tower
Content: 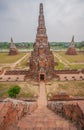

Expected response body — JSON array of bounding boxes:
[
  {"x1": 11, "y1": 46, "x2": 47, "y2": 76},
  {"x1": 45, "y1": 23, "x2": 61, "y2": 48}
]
[{"x1": 29, "y1": 3, "x2": 55, "y2": 81}]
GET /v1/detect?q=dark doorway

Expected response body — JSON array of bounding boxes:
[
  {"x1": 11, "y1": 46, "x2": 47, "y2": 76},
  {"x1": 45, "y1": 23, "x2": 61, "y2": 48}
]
[{"x1": 40, "y1": 74, "x2": 44, "y2": 81}]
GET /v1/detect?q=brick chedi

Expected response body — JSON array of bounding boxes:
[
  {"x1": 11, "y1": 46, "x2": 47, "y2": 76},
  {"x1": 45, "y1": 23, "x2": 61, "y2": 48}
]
[
  {"x1": 66, "y1": 36, "x2": 77, "y2": 55},
  {"x1": 9, "y1": 37, "x2": 18, "y2": 55},
  {"x1": 29, "y1": 3, "x2": 55, "y2": 81}
]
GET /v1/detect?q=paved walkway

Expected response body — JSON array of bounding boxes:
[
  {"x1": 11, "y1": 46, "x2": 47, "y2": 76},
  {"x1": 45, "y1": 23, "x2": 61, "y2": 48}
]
[
  {"x1": 38, "y1": 81, "x2": 47, "y2": 107},
  {"x1": 17, "y1": 82, "x2": 77, "y2": 130}
]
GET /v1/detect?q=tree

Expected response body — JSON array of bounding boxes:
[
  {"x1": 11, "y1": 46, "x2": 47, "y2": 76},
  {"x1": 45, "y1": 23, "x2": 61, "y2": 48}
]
[
  {"x1": 8, "y1": 85, "x2": 21, "y2": 98},
  {"x1": 78, "y1": 42, "x2": 84, "y2": 51}
]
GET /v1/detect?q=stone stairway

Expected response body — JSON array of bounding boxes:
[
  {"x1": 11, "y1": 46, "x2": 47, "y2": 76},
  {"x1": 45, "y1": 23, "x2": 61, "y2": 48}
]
[
  {"x1": 17, "y1": 82, "x2": 77, "y2": 130},
  {"x1": 17, "y1": 106, "x2": 77, "y2": 130}
]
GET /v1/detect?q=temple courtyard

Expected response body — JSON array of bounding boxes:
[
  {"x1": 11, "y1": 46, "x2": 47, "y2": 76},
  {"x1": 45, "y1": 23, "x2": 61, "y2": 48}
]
[
  {"x1": 0, "y1": 51, "x2": 84, "y2": 129},
  {"x1": 0, "y1": 2, "x2": 84, "y2": 130}
]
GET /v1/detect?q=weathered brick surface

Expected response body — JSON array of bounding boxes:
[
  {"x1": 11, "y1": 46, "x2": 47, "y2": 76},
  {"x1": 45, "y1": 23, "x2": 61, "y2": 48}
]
[
  {"x1": 0, "y1": 69, "x2": 4, "y2": 75},
  {"x1": 9, "y1": 37, "x2": 18, "y2": 55},
  {"x1": 48, "y1": 101, "x2": 84, "y2": 130},
  {"x1": 49, "y1": 93, "x2": 70, "y2": 101},
  {"x1": 17, "y1": 82, "x2": 77, "y2": 130},
  {"x1": 66, "y1": 36, "x2": 77, "y2": 55},
  {"x1": 5, "y1": 70, "x2": 29, "y2": 75},
  {"x1": 17, "y1": 106, "x2": 77, "y2": 130},
  {"x1": 28, "y1": 3, "x2": 55, "y2": 81},
  {"x1": 0, "y1": 99, "x2": 38, "y2": 130},
  {"x1": 55, "y1": 69, "x2": 79, "y2": 74}
]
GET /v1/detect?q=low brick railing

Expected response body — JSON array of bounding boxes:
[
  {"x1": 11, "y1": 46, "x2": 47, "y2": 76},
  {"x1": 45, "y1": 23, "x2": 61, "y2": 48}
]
[
  {"x1": 0, "y1": 98, "x2": 38, "y2": 130},
  {"x1": 5, "y1": 70, "x2": 29, "y2": 75},
  {"x1": 47, "y1": 101, "x2": 84, "y2": 130},
  {"x1": 55, "y1": 69, "x2": 80, "y2": 74}
]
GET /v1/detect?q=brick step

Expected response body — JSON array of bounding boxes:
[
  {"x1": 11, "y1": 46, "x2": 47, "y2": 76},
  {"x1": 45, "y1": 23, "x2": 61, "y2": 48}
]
[
  {"x1": 17, "y1": 127, "x2": 76, "y2": 130},
  {"x1": 7, "y1": 125, "x2": 77, "y2": 130},
  {"x1": 21, "y1": 115, "x2": 64, "y2": 121},
  {"x1": 17, "y1": 108, "x2": 77, "y2": 130},
  {"x1": 6, "y1": 122, "x2": 77, "y2": 130},
  {"x1": 18, "y1": 121, "x2": 76, "y2": 128}
]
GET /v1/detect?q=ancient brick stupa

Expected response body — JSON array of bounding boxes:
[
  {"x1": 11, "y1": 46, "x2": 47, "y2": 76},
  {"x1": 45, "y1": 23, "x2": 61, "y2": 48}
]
[
  {"x1": 29, "y1": 3, "x2": 55, "y2": 81},
  {"x1": 66, "y1": 36, "x2": 77, "y2": 55},
  {"x1": 9, "y1": 37, "x2": 18, "y2": 55}
]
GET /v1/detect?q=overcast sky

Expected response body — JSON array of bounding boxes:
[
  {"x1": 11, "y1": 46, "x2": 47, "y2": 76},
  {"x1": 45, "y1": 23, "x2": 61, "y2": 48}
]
[{"x1": 0, "y1": 0, "x2": 84, "y2": 42}]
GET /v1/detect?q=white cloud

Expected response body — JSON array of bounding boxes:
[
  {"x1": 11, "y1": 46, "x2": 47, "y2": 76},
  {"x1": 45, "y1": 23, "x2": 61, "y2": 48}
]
[{"x1": 0, "y1": 0, "x2": 84, "y2": 42}]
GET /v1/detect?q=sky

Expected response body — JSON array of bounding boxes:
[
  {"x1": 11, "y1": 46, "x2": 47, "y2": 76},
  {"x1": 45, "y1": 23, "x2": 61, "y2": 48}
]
[{"x1": 0, "y1": 0, "x2": 84, "y2": 42}]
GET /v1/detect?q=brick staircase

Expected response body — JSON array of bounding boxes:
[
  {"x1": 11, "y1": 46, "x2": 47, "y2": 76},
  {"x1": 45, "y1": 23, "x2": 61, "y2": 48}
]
[
  {"x1": 17, "y1": 82, "x2": 77, "y2": 130},
  {"x1": 17, "y1": 106, "x2": 77, "y2": 130}
]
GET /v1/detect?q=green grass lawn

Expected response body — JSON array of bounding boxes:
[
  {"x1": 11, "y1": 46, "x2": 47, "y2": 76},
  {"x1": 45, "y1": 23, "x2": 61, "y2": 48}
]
[
  {"x1": 53, "y1": 51, "x2": 84, "y2": 69},
  {"x1": 46, "y1": 80, "x2": 84, "y2": 97},
  {"x1": 54, "y1": 53, "x2": 65, "y2": 70},
  {"x1": 0, "y1": 82, "x2": 16, "y2": 97},
  {"x1": 55, "y1": 62, "x2": 84, "y2": 70},
  {"x1": 58, "y1": 51, "x2": 84, "y2": 63},
  {"x1": 69, "y1": 64, "x2": 84, "y2": 69},
  {"x1": 0, "y1": 81, "x2": 39, "y2": 98},
  {"x1": 20, "y1": 52, "x2": 30, "y2": 68},
  {"x1": 55, "y1": 62, "x2": 65, "y2": 70},
  {"x1": 0, "y1": 52, "x2": 26, "y2": 63}
]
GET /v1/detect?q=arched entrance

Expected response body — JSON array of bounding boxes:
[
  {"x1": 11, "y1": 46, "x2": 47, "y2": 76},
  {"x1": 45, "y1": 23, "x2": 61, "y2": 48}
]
[
  {"x1": 40, "y1": 74, "x2": 44, "y2": 80},
  {"x1": 39, "y1": 73, "x2": 46, "y2": 81}
]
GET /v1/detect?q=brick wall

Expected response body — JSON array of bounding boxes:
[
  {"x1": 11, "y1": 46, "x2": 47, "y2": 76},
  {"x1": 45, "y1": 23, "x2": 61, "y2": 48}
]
[{"x1": 48, "y1": 101, "x2": 84, "y2": 130}]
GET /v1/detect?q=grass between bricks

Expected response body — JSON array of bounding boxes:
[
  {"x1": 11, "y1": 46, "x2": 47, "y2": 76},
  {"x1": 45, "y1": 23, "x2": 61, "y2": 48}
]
[{"x1": 46, "y1": 80, "x2": 84, "y2": 97}]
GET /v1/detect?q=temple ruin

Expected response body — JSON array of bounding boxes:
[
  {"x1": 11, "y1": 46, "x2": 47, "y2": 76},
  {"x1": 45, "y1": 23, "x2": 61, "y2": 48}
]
[
  {"x1": 66, "y1": 36, "x2": 77, "y2": 55},
  {"x1": 9, "y1": 37, "x2": 18, "y2": 55},
  {"x1": 29, "y1": 3, "x2": 55, "y2": 81}
]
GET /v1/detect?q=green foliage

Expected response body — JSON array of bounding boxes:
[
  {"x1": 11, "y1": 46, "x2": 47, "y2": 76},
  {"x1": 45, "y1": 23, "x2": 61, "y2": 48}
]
[
  {"x1": 8, "y1": 85, "x2": 21, "y2": 98},
  {"x1": 0, "y1": 41, "x2": 83, "y2": 50},
  {"x1": 55, "y1": 62, "x2": 65, "y2": 70},
  {"x1": 77, "y1": 41, "x2": 84, "y2": 50},
  {"x1": 0, "y1": 42, "x2": 33, "y2": 50}
]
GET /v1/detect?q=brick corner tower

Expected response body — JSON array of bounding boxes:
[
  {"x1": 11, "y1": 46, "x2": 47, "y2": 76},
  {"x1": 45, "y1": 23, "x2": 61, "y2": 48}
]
[
  {"x1": 29, "y1": 3, "x2": 55, "y2": 81},
  {"x1": 9, "y1": 37, "x2": 18, "y2": 55},
  {"x1": 66, "y1": 36, "x2": 77, "y2": 55}
]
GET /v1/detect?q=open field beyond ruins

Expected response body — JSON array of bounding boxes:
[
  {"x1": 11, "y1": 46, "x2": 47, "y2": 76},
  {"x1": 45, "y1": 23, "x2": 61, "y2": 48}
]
[
  {"x1": 53, "y1": 51, "x2": 84, "y2": 69},
  {"x1": 0, "y1": 51, "x2": 84, "y2": 70},
  {"x1": 57, "y1": 51, "x2": 84, "y2": 63},
  {"x1": 0, "y1": 52, "x2": 26, "y2": 63},
  {"x1": 0, "y1": 80, "x2": 84, "y2": 98},
  {"x1": 0, "y1": 80, "x2": 39, "y2": 98},
  {"x1": 46, "y1": 80, "x2": 84, "y2": 97}
]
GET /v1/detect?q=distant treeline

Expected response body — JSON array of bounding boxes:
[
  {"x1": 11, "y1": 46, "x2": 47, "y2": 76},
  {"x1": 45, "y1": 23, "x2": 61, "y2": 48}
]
[
  {"x1": 50, "y1": 42, "x2": 84, "y2": 50},
  {"x1": 0, "y1": 42, "x2": 33, "y2": 49},
  {"x1": 0, "y1": 41, "x2": 84, "y2": 50}
]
